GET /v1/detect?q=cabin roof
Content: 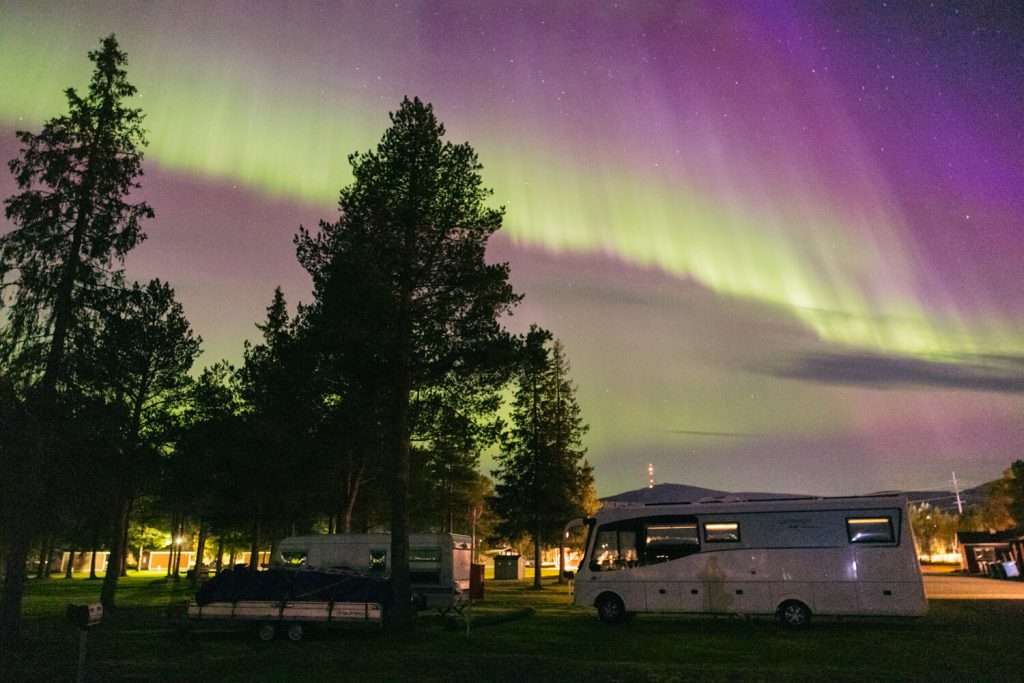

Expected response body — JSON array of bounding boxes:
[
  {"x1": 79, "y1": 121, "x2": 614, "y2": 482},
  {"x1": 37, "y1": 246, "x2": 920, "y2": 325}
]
[{"x1": 957, "y1": 528, "x2": 1024, "y2": 544}]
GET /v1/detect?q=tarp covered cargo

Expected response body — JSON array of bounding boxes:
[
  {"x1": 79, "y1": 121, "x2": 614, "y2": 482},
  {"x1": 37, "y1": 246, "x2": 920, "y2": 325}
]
[{"x1": 195, "y1": 567, "x2": 392, "y2": 607}]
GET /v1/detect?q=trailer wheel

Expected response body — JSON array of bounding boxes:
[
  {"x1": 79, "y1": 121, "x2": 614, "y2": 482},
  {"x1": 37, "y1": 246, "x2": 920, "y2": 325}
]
[
  {"x1": 778, "y1": 601, "x2": 811, "y2": 628},
  {"x1": 595, "y1": 593, "x2": 628, "y2": 624},
  {"x1": 287, "y1": 623, "x2": 305, "y2": 641},
  {"x1": 257, "y1": 622, "x2": 277, "y2": 641}
]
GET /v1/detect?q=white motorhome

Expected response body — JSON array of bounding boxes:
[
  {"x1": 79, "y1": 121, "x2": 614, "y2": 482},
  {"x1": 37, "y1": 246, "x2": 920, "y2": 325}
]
[
  {"x1": 272, "y1": 533, "x2": 472, "y2": 608},
  {"x1": 573, "y1": 494, "x2": 926, "y2": 626}
]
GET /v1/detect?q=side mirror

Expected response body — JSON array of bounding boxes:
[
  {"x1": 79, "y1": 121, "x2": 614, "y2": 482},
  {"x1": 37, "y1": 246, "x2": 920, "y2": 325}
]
[{"x1": 66, "y1": 603, "x2": 103, "y2": 629}]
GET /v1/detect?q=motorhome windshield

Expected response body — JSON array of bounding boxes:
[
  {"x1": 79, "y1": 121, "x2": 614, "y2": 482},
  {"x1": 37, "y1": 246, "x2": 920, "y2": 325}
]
[{"x1": 590, "y1": 515, "x2": 701, "y2": 571}]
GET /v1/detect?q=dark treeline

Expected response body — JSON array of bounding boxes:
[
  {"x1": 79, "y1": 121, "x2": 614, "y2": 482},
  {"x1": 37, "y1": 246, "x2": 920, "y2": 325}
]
[{"x1": 0, "y1": 36, "x2": 595, "y2": 642}]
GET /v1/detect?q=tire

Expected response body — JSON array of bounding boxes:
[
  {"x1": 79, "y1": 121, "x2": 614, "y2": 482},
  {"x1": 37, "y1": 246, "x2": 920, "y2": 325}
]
[
  {"x1": 257, "y1": 622, "x2": 277, "y2": 641},
  {"x1": 778, "y1": 601, "x2": 811, "y2": 628},
  {"x1": 286, "y1": 623, "x2": 305, "y2": 641},
  {"x1": 595, "y1": 593, "x2": 628, "y2": 624}
]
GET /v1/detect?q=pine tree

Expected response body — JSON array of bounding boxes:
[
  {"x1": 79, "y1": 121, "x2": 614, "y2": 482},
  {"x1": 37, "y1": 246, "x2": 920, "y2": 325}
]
[
  {"x1": 296, "y1": 97, "x2": 520, "y2": 625},
  {"x1": 492, "y1": 327, "x2": 595, "y2": 589},
  {"x1": 85, "y1": 279, "x2": 200, "y2": 609},
  {"x1": 238, "y1": 287, "x2": 320, "y2": 556},
  {"x1": 0, "y1": 34, "x2": 152, "y2": 642},
  {"x1": 2, "y1": 35, "x2": 152, "y2": 396}
]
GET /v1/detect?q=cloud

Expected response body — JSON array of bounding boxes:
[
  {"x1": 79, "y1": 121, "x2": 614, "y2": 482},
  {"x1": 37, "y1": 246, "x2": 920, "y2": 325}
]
[
  {"x1": 665, "y1": 430, "x2": 774, "y2": 438},
  {"x1": 771, "y1": 351, "x2": 1024, "y2": 393}
]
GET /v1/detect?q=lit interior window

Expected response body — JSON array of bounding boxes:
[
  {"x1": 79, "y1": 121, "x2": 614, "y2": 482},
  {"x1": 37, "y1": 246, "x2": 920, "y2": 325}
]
[
  {"x1": 704, "y1": 522, "x2": 740, "y2": 542},
  {"x1": 847, "y1": 517, "x2": 895, "y2": 543}
]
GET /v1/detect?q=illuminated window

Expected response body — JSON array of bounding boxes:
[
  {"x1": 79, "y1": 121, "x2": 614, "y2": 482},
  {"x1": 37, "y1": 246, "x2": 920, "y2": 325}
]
[
  {"x1": 644, "y1": 524, "x2": 699, "y2": 563},
  {"x1": 410, "y1": 547, "x2": 442, "y2": 583},
  {"x1": 590, "y1": 529, "x2": 638, "y2": 571},
  {"x1": 704, "y1": 522, "x2": 741, "y2": 543},
  {"x1": 281, "y1": 550, "x2": 308, "y2": 565},
  {"x1": 369, "y1": 549, "x2": 387, "y2": 572},
  {"x1": 846, "y1": 517, "x2": 894, "y2": 543},
  {"x1": 410, "y1": 548, "x2": 442, "y2": 563}
]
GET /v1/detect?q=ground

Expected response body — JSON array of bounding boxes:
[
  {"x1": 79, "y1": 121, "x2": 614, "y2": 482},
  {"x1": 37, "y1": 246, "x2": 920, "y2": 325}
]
[{"x1": 1, "y1": 571, "x2": 1021, "y2": 681}]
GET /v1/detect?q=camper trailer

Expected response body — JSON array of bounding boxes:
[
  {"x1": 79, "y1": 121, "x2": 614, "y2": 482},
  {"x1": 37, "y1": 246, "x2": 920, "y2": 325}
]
[
  {"x1": 273, "y1": 533, "x2": 472, "y2": 608},
  {"x1": 573, "y1": 494, "x2": 926, "y2": 626}
]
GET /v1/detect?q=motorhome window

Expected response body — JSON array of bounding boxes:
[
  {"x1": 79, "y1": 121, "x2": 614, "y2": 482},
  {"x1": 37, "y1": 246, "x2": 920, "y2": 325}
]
[
  {"x1": 704, "y1": 522, "x2": 740, "y2": 543},
  {"x1": 280, "y1": 550, "x2": 308, "y2": 565},
  {"x1": 409, "y1": 547, "x2": 442, "y2": 582},
  {"x1": 369, "y1": 549, "x2": 387, "y2": 572},
  {"x1": 590, "y1": 529, "x2": 638, "y2": 571},
  {"x1": 644, "y1": 524, "x2": 699, "y2": 563},
  {"x1": 410, "y1": 548, "x2": 442, "y2": 563},
  {"x1": 846, "y1": 517, "x2": 894, "y2": 543}
]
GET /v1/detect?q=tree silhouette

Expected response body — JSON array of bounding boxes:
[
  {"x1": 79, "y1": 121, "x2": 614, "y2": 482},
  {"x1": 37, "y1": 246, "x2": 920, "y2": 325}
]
[
  {"x1": 238, "y1": 288, "x2": 320, "y2": 558},
  {"x1": 0, "y1": 34, "x2": 151, "y2": 642},
  {"x1": 82, "y1": 279, "x2": 200, "y2": 608},
  {"x1": 295, "y1": 97, "x2": 520, "y2": 625},
  {"x1": 492, "y1": 327, "x2": 595, "y2": 589}
]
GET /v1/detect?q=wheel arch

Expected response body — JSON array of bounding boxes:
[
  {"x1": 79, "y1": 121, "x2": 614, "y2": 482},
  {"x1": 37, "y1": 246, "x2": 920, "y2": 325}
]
[
  {"x1": 773, "y1": 592, "x2": 813, "y2": 615},
  {"x1": 593, "y1": 590, "x2": 626, "y2": 610}
]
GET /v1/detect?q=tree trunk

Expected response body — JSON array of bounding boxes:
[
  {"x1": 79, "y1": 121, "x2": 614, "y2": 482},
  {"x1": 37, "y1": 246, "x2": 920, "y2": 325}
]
[
  {"x1": 43, "y1": 532, "x2": 57, "y2": 577},
  {"x1": 166, "y1": 515, "x2": 177, "y2": 578},
  {"x1": 0, "y1": 523, "x2": 32, "y2": 645},
  {"x1": 35, "y1": 535, "x2": 49, "y2": 580},
  {"x1": 533, "y1": 531, "x2": 543, "y2": 590},
  {"x1": 100, "y1": 493, "x2": 131, "y2": 610},
  {"x1": 214, "y1": 538, "x2": 224, "y2": 575},
  {"x1": 248, "y1": 517, "x2": 261, "y2": 571},
  {"x1": 89, "y1": 538, "x2": 98, "y2": 580},
  {"x1": 65, "y1": 550, "x2": 76, "y2": 579},
  {"x1": 387, "y1": 387, "x2": 413, "y2": 629},
  {"x1": 120, "y1": 500, "x2": 131, "y2": 576},
  {"x1": 342, "y1": 464, "x2": 365, "y2": 534},
  {"x1": 227, "y1": 546, "x2": 236, "y2": 569},
  {"x1": 172, "y1": 520, "x2": 185, "y2": 580},
  {"x1": 343, "y1": 485, "x2": 361, "y2": 534},
  {"x1": 190, "y1": 520, "x2": 207, "y2": 589}
]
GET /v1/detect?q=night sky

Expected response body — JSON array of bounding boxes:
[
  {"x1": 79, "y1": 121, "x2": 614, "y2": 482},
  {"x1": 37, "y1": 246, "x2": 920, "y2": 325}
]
[{"x1": 2, "y1": 2, "x2": 1022, "y2": 497}]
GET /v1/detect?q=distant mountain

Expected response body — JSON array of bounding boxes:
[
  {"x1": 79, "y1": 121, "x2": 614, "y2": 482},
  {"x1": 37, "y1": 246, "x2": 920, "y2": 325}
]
[
  {"x1": 603, "y1": 481, "x2": 993, "y2": 512},
  {"x1": 899, "y1": 482, "x2": 990, "y2": 514},
  {"x1": 601, "y1": 483, "x2": 808, "y2": 506}
]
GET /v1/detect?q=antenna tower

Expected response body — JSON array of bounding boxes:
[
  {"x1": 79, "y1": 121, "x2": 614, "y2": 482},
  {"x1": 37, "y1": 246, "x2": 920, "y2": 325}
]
[{"x1": 951, "y1": 471, "x2": 963, "y2": 514}]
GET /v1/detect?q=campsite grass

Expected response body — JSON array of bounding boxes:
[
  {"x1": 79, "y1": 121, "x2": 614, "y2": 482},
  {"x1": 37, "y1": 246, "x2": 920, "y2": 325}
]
[{"x1": 3, "y1": 574, "x2": 1021, "y2": 682}]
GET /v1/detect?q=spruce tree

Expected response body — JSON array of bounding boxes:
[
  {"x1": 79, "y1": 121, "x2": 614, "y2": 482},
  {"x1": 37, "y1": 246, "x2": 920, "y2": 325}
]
[
  {"x1": 0, "y1": 34, "x2": 151, "y2": 642},
  {"x1": 2, "y1": 35, "x2": 152, "y2": 395},
  {"x1": 492, "y1": 327, "x2": 595, "y2": 589}
]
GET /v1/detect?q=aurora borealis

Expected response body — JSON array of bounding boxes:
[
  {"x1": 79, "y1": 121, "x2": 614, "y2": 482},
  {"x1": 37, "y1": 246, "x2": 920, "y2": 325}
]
[{"x1": 2, "y1": 2, "x2": 1022, "y2": 497}]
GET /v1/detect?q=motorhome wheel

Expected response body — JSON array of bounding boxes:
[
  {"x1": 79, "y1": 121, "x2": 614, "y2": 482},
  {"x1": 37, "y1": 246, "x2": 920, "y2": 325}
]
[
  {"x1": 779, "y1": 601, "x2": 811, "y2": 628},
  {"x1": 595, "y1": 593, "x2": 628, "y2": 624}
]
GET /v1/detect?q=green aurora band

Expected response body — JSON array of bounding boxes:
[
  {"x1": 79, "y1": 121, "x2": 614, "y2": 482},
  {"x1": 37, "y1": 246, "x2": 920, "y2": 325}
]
[{"x1": 1, "y1": 5, "x2": 1022, "y2": 366}]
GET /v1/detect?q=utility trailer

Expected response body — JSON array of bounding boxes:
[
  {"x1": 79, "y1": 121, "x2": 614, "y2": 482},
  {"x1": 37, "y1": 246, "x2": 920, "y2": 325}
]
[
  {"x1": 173, "y1": 565, "x2": 389, "y2": 640},
  {"x1": 182, "y1": 598, "x2": 383, "y2": 641}
]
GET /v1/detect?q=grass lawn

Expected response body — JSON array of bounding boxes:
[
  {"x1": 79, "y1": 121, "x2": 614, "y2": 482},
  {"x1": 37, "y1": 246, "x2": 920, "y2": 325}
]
[{"x1": 3, "y1": 573, "x2": 1021, "y2": 682}]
